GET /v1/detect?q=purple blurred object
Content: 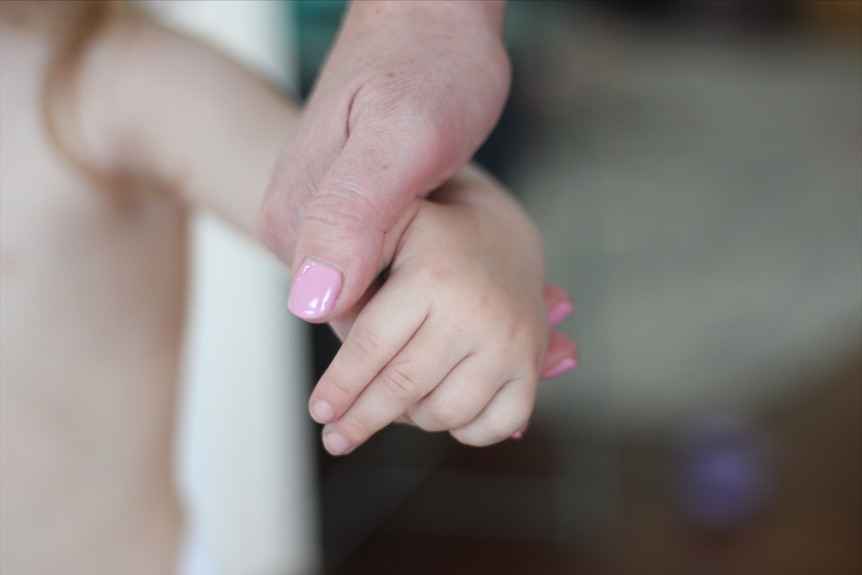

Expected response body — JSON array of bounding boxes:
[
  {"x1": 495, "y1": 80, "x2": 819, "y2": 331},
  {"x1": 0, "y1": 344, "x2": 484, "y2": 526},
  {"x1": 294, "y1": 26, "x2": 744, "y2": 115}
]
[{"x1": 675, "y1": 414, "x2": 774, "y2": 529}]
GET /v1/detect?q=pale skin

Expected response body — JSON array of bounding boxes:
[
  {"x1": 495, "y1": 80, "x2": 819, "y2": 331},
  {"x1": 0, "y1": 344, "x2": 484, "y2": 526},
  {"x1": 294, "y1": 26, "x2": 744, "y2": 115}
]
[
  {"x1": 1, "y1": 12, "x2": 294, "y2": 573},
  {"x1": 259, "y1": 0, "x2": 578, "y2": 453},
  {"x1": 1, "y1": 3, "x2": 576, "y2": 572},
  {"x1": 318, "y1": 169, "x2": 574, "y2": 454},
  {"x1": 260, "y1": 0, "x2": 513, "y2": 321}
]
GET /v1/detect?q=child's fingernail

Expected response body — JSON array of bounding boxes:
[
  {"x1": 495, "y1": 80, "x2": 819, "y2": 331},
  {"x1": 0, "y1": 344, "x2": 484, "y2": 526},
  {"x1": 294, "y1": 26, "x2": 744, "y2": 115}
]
[
  {"x1": 547, "y1": 300, "x2": 574, "y2": 327},
  {"x1": 288, "y1": 259, "x2": 342, "y2": 320},
  {"x1": 323, "y1": 431, "x2": 351, "y2": 456},
  {"x1": 310, "y1": 400, "x2": 335, "y2": 424},
  {"x1": 542, "y1": 357, "x2": 577, "y2": 379}
]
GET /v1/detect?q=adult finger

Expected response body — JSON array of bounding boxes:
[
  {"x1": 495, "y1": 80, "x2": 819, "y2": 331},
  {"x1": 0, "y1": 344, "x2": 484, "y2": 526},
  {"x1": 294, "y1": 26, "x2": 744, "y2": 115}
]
[
  {"x1": 541, "y1": 284, "x2": 577, "y2": 376},
  {"x1": 543, "y1": 284, "x2": 574, "y2": 327},
  {"x1": 542, "y1": 330, "x2": 578, "y2": 379},
  {"x1": 286, "y1": 124, "x2": 455, "y2": 323}
]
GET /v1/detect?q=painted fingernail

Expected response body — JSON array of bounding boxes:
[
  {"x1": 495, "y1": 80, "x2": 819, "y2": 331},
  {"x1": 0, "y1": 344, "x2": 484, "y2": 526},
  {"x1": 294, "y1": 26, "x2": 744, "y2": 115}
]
[
  {"x1": 310, "y1": 400, "x2": 334, "y2": 424},
  {"x1": 511, "y1": 422, "x2": 529, "y2": 440},
  {"x1": 288, "y1": 259, "x2": 342, "y2": 320},
  {"x1": 547, "y1": 300, "x2": 574, "y2": 328},
  {"x1": 542, "y1": 357, "x2": 577, "y2": 379},
  {"x1": 323, "y1": 431, "x2": 351, "y2": 456}
]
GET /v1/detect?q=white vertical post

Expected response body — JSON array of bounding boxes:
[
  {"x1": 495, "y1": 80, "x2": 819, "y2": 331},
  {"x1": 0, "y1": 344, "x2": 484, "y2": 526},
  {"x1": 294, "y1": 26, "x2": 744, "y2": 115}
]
[{"x1": 141, "y1": 2, "x2": 321, "y2": 574}]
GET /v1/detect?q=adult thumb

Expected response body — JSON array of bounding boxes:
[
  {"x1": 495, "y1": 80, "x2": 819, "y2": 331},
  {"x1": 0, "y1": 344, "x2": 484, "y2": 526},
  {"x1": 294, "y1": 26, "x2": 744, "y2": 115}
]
[{"x1": 286, "y1": 132, "x2": 441, "y2": 323}]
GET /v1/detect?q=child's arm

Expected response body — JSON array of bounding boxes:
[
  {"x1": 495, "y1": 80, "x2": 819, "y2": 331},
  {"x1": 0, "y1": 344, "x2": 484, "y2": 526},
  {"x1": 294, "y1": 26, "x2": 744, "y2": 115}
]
[
  {"x1": 309, "y1": 166, "x2": 578, "y2": 454},
  {"x1": 72, "y1": 19, "x2": 299, "y2": 239},
  {"x1": 76, "y1": 19, "x2": 577, "y2": 452}
]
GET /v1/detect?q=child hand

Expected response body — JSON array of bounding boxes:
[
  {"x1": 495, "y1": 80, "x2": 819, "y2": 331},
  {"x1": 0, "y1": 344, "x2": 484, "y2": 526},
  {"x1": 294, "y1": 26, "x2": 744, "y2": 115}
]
[{"x1": 308, "y1": 167, "x2": 578, "y2": 455}]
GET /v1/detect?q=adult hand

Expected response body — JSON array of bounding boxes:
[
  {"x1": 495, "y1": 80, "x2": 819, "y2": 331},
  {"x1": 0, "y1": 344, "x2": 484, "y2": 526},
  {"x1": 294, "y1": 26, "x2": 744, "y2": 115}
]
[{"x1": 258, "y1": 0, "x2": 510, "y2": 322}]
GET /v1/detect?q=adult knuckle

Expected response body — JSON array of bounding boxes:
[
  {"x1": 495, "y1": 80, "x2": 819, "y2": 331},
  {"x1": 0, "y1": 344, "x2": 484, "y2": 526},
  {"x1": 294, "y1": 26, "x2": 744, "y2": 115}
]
[
  {"x1": 305, "y1": 182, "x2": 381, "y2": 236},
  {"x1": 416, "y1": 114, "x2": 460, "y2": 170},
  {"x1": 410, "y1": 110, "x2": 445, "y2": 146},
  {"x1": 381, "y1": 100, "x2": 456, "y2": 171},
  {"x1": 256, "y1": 181, "x2": 314, "y2": 261},
  {"x1": 256, "y1": 195, "x2": 291, "y2": 252}
]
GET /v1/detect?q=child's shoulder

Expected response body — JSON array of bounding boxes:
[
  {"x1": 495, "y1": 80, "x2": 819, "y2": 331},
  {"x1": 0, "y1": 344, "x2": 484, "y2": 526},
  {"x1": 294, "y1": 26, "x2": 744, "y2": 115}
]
[
  {"x1": 4, "y1": 3, "x2": 297, "y2": 237},
  {"x1": 0, "y1": 9, "x2": 187, "y2": 258}
]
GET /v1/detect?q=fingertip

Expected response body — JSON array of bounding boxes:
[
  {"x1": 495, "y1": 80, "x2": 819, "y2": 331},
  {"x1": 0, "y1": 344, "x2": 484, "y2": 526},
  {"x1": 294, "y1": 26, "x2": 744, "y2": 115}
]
[
  {"x1": 288, "y1": 259, "x2": 343, "y2": 321},
  {"x1": 543, "y1": 330, "x2": 578, "y2": 377},
  {"x1": 310, "y1": 399, "x2": 335, "y2": 424},
  {"x1": 322, "y1": 429, "x2": 352, "y2": 456},
  {"x1": 542, "y1": 357, "x2": 577, "y2": 379},
  {"x1": 547, "y1": 299, "x2": 574, "y2": 328}
]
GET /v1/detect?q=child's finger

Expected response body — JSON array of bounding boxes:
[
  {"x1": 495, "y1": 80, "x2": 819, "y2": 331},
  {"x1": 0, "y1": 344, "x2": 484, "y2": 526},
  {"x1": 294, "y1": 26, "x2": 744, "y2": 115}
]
[
  {"x1": 448, "y1": 377, "x2": 537, "y2": 447},
  {"x1": 405, "y1": 352, "x2": 509, "y2": 432},
  {"x1": 328, "y1": 275, "x2": 385, "y2": 341},
  {"x1": 434, "y1": 332, "x2": 575, "y2": 446},
  {"x1": 320, "y1": 324, "x2": 470, "y2": 455},
  {"x1": 309, "y1": 283, "x2": 427, "y2": 425}
]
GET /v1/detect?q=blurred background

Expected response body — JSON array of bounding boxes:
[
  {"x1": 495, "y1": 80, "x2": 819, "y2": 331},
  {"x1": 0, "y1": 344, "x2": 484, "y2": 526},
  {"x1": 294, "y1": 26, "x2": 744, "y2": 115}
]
[{"x1": 161, "y1": 1, "x2": 861, "y2": 574}]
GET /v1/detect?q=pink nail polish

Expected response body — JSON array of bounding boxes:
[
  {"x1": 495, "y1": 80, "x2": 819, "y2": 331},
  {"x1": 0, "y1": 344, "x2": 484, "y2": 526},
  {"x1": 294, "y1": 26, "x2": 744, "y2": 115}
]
[
  {"x1": 288, "y1": 259, "x2": 342, "y2": 320},
  {"x1": 511, "y1": 431, "x2": 524, "y2": 440},
  {"x1": 310, "y1": 400, "x2": 335, "y2": 424},
  {"x1": 547, "y1": 300, "x2": 574, "y2": 328},
  {"x1": 542, "y1": 357, "x2": 577, "y2": 379}
]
